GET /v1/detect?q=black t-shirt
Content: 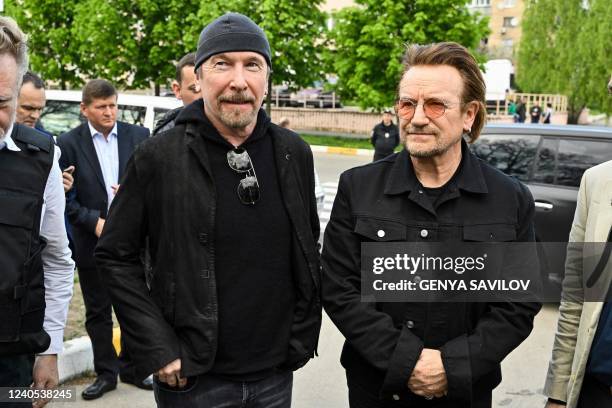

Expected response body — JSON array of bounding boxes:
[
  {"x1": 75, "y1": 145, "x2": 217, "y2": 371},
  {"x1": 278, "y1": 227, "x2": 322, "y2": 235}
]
[{"x1": 200, "y1": 109, "x2": 295, "y2": 381}]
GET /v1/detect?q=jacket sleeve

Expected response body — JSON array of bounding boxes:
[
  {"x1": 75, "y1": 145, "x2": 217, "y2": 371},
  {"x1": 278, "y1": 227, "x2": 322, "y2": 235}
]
[
  {"x1": 543, "y1": 171, "x2": 590, "y2": 402},
  {"x1": 440, "y1": 181, "x2": 542, "y2": 402},
  {"x1": 57, "y1": 137, "x2": 100, "y2": 234},
  {"x1": 321, "y1": 172, "x2": 424, "y2": 397},
  {"x1": 95, "y1": 152, "x2": 181, "y2": 378}
]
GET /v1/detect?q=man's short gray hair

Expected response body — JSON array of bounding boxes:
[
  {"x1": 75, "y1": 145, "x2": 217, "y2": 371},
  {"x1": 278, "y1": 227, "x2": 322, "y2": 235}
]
[{"x1": 0, "y1": 16, "x2": 29, "y2": 89}]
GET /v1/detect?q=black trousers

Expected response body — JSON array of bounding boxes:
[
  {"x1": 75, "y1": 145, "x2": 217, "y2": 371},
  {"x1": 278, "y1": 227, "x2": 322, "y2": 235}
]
[
  {"x1": 577, "y1": 374, "x2": 612, "y2": 407},
  {"x1": 78, "y1": 266, "x2": 135, "y2": 382},
  {"x1": 0, "y1": 354, "x2": 34, "y2": 407}
]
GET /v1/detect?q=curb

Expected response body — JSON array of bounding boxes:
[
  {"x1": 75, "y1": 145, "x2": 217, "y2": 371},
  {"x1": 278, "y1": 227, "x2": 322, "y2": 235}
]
[
  {"x1": 58, "y1": 328, "x2": 122, "y2": 383},
  {"x1": 310, "y1": 144, "x2": 373, "y2": 157},
  {"x1": 58, "y1": 336, "x2": 94, "y2": 383}
]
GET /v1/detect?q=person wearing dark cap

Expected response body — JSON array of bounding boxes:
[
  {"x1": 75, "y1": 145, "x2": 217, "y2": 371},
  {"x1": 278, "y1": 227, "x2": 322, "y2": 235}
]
[
  {"x1": 95, "y1": 12, "x2": 321, "y2": 407},
  {"x1": 371, "y1": 109, "x2": 399, "y2": 161}
]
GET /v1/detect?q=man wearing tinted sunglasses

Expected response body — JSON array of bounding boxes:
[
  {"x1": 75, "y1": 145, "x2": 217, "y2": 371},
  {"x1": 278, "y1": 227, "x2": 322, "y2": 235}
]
[
  {"x1": 322, "y1": 42, "x2": 541, "y2": 407},
  {"x1": 95, "y1": 12, "x2": 321, "y2": 408}
]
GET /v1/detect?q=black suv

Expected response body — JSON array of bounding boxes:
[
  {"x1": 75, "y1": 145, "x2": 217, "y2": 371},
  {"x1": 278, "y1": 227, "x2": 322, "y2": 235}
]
[{"x1": 470, "y1": 124, "x2": 612, "y2": 288}]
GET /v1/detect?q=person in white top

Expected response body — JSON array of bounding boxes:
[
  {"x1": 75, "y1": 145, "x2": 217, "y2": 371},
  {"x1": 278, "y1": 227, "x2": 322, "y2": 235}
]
[{"x1": 0, "y1": 16, "x2": 74, "y2": 408}]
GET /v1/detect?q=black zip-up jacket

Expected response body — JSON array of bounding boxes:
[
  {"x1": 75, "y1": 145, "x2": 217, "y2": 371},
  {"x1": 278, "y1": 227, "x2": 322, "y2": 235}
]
[
  {"x1": 95, "y1": 102, "x2": 321, "y2": 380},
  {"x1": 321, "y1": 140, "x2": 542, "y2": 406}
]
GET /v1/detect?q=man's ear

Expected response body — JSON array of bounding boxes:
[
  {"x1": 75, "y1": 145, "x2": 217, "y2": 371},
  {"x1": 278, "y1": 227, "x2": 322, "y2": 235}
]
[
  {"x1": 171, "y1": 80, "x2": 182, "y2": 100},
  {"x1": 80, "y1": 102, "x2": 88, "y2": 118},
  {"x1": 463, "y1": 101, "x2": 478, "y2": 130}
]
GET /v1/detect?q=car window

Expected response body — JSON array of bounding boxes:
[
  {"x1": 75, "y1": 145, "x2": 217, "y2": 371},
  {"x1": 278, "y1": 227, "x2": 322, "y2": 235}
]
[
  {"x1": 118, "y1": 105, "x2": 146, "y2": 127},
  {"x1": 154, "y1": 108, "x2": 170, "y2": 126},
  {"x1": 556, "y1": 139, "x2": 612, "y2": 187},
  {"x1": 39, "y1": 100, "x2": 83, "y2": 136},
  {"x1": 470, "y1": 134, "x2": 540, "y2": 182},
  {"x1": 532, "y1": 137, "x2": 558, "y2": 185}
]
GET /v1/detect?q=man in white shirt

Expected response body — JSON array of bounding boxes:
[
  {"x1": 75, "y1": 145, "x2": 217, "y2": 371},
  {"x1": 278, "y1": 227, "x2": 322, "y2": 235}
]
[
  {"x1": 57, "y1": 79, "x2": 150, "y2": 400},
  {"x1": 0, "y1": 16, "x2": 74, "y2": 408}
]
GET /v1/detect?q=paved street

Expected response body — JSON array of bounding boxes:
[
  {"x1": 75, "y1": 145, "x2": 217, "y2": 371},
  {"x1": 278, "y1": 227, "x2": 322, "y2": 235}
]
[{"x1": 51, "y1": 152, "x2": 558, "y2": 407}]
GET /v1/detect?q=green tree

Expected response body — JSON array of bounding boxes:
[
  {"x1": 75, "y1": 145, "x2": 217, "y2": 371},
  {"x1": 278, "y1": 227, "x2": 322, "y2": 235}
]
[
  {"x1": 186, "y1": 0, "x2": 327, "y2": 89},
  {"x1": 4, "y1": 0, "x2": 83, "y2": 89},
  {"x1": 72, "y1": 0, "x2": 200, "y2": 94},
  {"x1": 518, "y1": 0, "x2": 611, "y2": 123},
  {"x1": 327, "y1": 0, "x2": 489, "y2": 110}
]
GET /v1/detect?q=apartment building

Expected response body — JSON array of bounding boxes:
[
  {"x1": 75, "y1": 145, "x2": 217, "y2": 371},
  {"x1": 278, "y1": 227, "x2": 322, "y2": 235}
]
[{"x1": 468, "y1": 0, "x2": 525, "y2": 61}]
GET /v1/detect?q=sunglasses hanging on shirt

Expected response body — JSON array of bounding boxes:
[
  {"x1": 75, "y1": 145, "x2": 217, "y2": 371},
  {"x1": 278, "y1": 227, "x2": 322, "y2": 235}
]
[{"x1": 226, "y1": 148, "x2": 260, "y2": 205}]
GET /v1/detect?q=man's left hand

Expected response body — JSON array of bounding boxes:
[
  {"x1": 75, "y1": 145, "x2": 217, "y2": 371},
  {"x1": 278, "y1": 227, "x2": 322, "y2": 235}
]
[
  {"x1": 407, "y1": 348, "x2": 448, "y2": 399},
  {"x1": 31, "y1": 354, "x2": 59, "y2": 408}
]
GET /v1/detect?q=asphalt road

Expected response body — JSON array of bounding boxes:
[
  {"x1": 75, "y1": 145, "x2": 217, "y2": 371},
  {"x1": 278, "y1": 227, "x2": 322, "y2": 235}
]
[{"x1": 50, "y1": 152, "x2": 559, "y2": 407}]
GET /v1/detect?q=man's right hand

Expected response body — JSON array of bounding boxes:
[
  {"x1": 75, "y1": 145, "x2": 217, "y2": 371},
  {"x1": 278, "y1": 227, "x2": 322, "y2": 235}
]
[
  {"x1": 157, "y1": 359, "x2": 187, "y2": 388},
  {"x1": 95, "y1": 218, "x2": 105, "y2": 237},
  {"x1": 62, "y1": 166, "x2": 75, "y2": 193}
]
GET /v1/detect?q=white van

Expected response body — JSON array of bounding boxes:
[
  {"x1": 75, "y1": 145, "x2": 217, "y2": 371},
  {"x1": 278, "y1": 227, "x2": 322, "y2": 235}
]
[{"x1": 40, "y1": 90, "x2": 181, "y2": 136}]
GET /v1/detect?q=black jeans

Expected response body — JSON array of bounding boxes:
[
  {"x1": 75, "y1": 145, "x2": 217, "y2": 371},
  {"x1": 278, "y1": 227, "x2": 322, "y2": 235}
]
[
  {"x1": 0, "y1": 354, "x2": 34, "y2": 407},
  {"x1": 153, "y1": 371, "x2": 292, "y2": 408},
  {"x1": 78, "y1": 266, "x2": 134, "y2": 382},
  {"x1": 577, "y1": 374, "x2": 612, "y2": 407}
]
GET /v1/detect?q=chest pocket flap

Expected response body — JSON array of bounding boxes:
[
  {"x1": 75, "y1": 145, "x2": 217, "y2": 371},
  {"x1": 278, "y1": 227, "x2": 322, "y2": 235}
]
[
  {"x1": 0, "y1": 193, "x2": 38, "y2": 229},
  {"x1": 354, "y1": 217, "x2": 406, "y2": 241},
  {"x1": 463, "y1": 224, "x2": 516, "y2": 242}
]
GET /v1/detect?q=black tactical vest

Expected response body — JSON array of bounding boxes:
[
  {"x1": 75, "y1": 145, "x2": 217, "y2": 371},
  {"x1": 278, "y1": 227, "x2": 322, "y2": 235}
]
[{"x1": 0, "y1": 124, "x2": 54, "y2": 356}]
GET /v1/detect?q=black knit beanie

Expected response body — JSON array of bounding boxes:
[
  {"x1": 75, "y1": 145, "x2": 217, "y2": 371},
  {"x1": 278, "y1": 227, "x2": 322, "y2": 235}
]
[{"x1": 194, "y1": 12, "x2": 272, "y2": 71}]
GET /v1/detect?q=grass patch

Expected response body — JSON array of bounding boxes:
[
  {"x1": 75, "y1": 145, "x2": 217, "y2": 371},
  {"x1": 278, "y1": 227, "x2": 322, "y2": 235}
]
[{"x1": 300, "y1": 134, "x2": 373, "y2": 150}]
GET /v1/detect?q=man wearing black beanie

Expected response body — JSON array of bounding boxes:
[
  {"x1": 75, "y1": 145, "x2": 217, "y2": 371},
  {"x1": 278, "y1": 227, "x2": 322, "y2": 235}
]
[{"x1": 95, "y1": 12, "x2": 322, "y2": 408}]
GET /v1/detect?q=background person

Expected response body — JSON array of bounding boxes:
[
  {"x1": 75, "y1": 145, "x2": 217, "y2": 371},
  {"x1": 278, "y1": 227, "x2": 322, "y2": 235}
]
[
  {"x1": 543, "y1": 160, "x2": 612, "y2": 408},
  {"x1": 57, "y1": 79, "x2": 150, "y2": 400},
  {"x1": 16, "y1": 71, "x2": 75, "y2": 192},
  {"x1": 542, "y1": 103, "x2": 553, "y2": 124},
  {"x1": 530, "y1": 101, "x2": 542, "y2": 123},
  {"x1": 153, "y1": 52, "x2": 200, "y2": 135},
  {"x1": 371, "y1": 109, "x2": 399, "y2": 161}
]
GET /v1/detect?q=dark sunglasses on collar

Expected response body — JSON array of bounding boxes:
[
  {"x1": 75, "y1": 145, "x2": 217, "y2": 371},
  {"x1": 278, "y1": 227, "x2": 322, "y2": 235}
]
[{"x1": 226, "y1": 148, "x2": 260, "y2": 205}]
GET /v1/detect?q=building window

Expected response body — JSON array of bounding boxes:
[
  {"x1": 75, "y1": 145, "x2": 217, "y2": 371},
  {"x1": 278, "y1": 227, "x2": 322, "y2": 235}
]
[
  {"x1": 502, "y1": 0, "x2": 516, "y2": 7},
  {"x1": 503, "y1": 17, "x2": 518, "y2": 27},
  {"x1": 503, "y1": 39, "x2": 514, "y2": 48},
  {"x1": 469, "y1": 0, "x2": 490, "y2": 6}
]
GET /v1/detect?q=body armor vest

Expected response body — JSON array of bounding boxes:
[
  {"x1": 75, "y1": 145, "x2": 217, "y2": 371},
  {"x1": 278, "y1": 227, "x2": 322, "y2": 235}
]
[{"x1": 0, "y1": 124, "x2": 54, "y2": 355}]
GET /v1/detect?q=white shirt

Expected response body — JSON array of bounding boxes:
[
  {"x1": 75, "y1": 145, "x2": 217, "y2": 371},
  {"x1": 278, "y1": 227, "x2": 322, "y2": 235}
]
[
  {"x1": 89, "y1": 122, "x2": 119, "y2": 210},
  {"x1": 3, "y1": 126, "x2": 75, "y2": 354}
]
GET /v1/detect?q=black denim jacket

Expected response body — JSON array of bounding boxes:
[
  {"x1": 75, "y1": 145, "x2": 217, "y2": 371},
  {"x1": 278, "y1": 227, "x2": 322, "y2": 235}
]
[{"x1": 322, "y1": 140, "x2": 542, "y2": 404}]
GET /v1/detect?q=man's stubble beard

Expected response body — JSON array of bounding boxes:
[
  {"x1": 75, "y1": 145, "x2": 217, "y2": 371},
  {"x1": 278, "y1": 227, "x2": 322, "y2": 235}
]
[
  {"x1": 218, "y1": 107, "x2": 257, "y2": 129},
  {"x1": 216, "y1": 92, "x2": 258, "y2": 129},
  {"x1": 401, "y1": 127, "x2": 461, "y2": 158}
]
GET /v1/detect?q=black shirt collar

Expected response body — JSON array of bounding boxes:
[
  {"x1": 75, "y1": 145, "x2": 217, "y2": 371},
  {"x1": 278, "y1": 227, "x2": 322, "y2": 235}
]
[{"x1": 384, "y1": 138, "x2": 488, "y2": 196}]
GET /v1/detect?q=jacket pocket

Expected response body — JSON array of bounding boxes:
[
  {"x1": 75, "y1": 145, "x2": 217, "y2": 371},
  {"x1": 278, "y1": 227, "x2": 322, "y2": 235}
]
[
  {"x1": 463, "y1": 224, "x2": 516, "y2": 242},
  {"x1": 354, "y1": 217, "x2": 406, "y2": 241}
]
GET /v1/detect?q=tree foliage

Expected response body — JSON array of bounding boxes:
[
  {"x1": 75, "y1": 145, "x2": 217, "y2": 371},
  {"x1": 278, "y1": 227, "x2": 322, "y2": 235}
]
[
  {"x1": 71, "y1": 0, "x2": 201, "y2": 94},
  {"x1": 518, "y1": 0, "x2": 611, "y2": 123},
  {"x1": 4, "y1": 0, "x2": 82, "y2": 89},
  {"x1": 326, "y1": 0, "x2": 489, "y2": 110},
  {"x1": 4, "y1": 0, "x2": 327, "y2": 94}
]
